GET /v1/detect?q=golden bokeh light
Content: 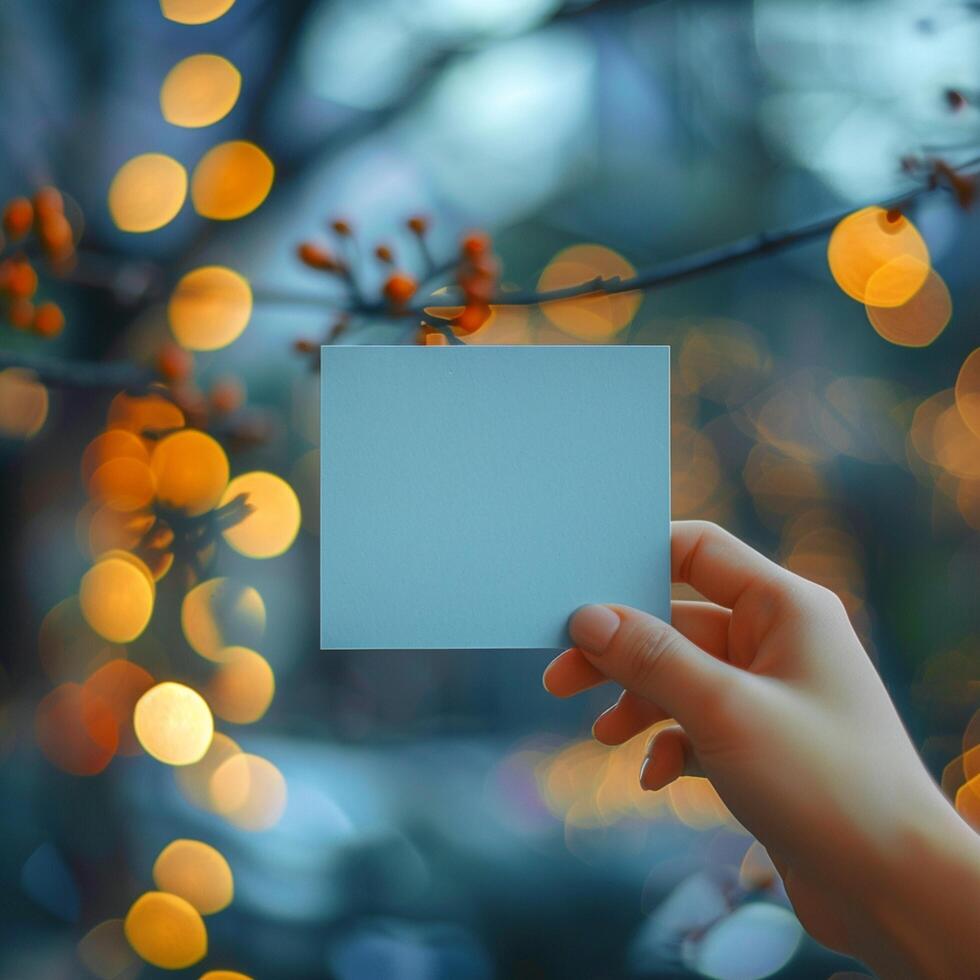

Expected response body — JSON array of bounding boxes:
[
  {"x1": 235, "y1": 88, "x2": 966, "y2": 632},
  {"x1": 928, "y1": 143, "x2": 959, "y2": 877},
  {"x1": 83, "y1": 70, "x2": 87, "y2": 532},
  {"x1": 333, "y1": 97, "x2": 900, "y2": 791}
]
[
  {"x1": 153, "y1": 839, "x2": 234, "y2": 915},
  {"x1": 206, "y1": 646, "x2": 275, "y2": 724},
  {"x1": 108, "y1": 389, "x2": 185, "y2": 436},
  {"x1": 83, "y1": 659, "x2": 155, "y2": 756},
  {"x1": 191, "y1": 141, "x2": 274, "y2": 220},
  {"x1": 134, "y1": 681, "x2": 214, "y2": 766},
  {"x1": 161, "y1": 54, "x2": 241, "y2": 128},
  {"x1": 35, "y1": 682, "x2": 117, "y2": 775},
  {"x1": 956, "y1": 775, "x2": 980, "y2": 832},
  {"x1": 537, "y1": 244, "x2": 640, "y2": 340},
  {"x1": 81, "y1": 430, "x2": 149, "y2": 485},
  {"x1": 151, "y1": 429, "x2": 229, "y2": 516},
  {"x1": 955, "y1": 347, "x2": 980, "y2": 439},
  {"x1": 168, "y1": 265, "x2": 253, "y2": 351},
  {"x1": 672, "y1": 422, "x2": 722, "y2": 518},
  {"x1": 0, "y1": 368, "x2": 48, "y2": 439},
  {"x1": 182, "y1": 577, "x2": 266, "y2": 660},
  {"x1": 88, "y1": 457, "x2": 156, "y2": 512},
  {"x1": 220, "y1": 471, "x2": 301, "y2": 558},
  {"x1": 933, "y1": 403, "x2": 980, "y2": 480},
  {"x1": 78, "y1": 918, "x2": 140, "y2": 980},
  {"x1": 866, "y1": 269, "x2": 951, "y2": 347},
  {"x1": 80, "y1": 557, "x2": 154, "y2": 643},
  {"x1": 108, "y1": 153, "x2": 187, "y2": 233},
  {"x1": 175, "y1": 731, "x2": 241, "y2": 811},
  {"x1": 160, "y1": 0, "x2": 236, "y2": 24},
  {"x1": 200, "y1": 972, "x2": 254, "y2": 980},
  {"x1": 124, "y1": 891, "x2": 207, "y2": 969},
  {"x1": 211, "y1": 752, "x2": 287, "y2": 830},
  {"x1": 827, "y1": 206, "x2": 929, "y2": 307},
  {"x1": 86, "y1": 507, "x2": 155, "y2": 559}
]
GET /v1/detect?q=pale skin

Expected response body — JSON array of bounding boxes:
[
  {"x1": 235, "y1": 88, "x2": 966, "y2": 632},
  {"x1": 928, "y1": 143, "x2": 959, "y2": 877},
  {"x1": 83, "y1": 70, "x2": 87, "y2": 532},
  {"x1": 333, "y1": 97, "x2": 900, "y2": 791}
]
[{"x1": 542, "y1": 521, "x2": 980, "y2": 980}]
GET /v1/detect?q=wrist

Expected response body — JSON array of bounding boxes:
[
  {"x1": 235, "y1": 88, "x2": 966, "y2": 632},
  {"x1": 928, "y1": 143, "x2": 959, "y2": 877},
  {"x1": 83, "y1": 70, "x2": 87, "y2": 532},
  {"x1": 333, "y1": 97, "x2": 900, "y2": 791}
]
[{"x1": 858, "y1": 788, "x2": 980, "y2": 979}]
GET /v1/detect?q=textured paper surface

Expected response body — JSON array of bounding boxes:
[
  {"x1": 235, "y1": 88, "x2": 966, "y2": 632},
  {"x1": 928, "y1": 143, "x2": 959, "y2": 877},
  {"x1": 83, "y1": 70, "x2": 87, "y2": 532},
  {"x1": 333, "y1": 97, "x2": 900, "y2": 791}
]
[{"x1": 321, "y1": 345, "x2": 670, "y2": 650}]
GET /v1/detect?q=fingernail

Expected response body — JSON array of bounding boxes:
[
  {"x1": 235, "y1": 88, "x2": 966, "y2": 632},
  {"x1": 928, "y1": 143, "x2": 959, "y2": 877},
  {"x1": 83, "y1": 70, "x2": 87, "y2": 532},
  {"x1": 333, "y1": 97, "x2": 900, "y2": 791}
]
[{"x1": 569, "y1": 605, "x2": 620, "y2": 655}]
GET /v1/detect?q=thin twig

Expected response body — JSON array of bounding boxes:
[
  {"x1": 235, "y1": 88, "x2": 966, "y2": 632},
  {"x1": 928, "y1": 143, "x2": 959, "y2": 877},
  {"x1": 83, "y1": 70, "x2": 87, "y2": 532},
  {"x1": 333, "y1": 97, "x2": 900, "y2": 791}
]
[{"x1": 0, "y1": 349, "x2": 154, "y2": 390}]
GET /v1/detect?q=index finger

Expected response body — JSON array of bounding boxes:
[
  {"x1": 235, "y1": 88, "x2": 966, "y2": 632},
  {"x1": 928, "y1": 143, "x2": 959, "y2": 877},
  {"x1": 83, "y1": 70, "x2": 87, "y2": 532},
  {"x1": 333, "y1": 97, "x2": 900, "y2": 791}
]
[{"x1": 671, "y1": 521, "x2": 787, "y2": 609}]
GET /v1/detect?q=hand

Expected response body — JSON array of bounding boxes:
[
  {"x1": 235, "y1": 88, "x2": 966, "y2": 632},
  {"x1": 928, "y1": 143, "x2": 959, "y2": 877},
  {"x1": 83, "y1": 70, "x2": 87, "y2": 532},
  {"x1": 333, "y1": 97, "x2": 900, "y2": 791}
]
[{"x1": 543, "y1": 520, "x2": 980, "y2": 979}]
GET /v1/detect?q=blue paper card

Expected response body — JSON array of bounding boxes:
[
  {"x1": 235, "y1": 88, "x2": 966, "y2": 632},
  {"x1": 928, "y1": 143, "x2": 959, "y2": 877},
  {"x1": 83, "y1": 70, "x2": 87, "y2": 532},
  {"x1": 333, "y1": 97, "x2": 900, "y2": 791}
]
[{"x1": 320, "y1": 345, "x2": 670, "y2": 650}]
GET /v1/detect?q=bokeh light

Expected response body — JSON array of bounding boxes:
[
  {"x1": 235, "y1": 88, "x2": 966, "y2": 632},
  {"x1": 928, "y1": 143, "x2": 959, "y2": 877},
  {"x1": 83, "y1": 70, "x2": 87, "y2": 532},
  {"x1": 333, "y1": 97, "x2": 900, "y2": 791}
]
[
  {"x1": 175, "y1": 731, "x2": 241, "y2": 812},
  {"x1": 81, "y1": 430, "x2": 149, "y2": 485},
  {"x1": 210, "y1": 752, "x2": 287, "y2": 830},
  {"x1": 160, "y1": 54, "x2": 241, "y2": 128},
  {"x1": 537, "y1": 244, "x2": 641, "y2": 340},
  {"x1": 206, "y1": 646, "x2": 275, "y2": 724},
  {"x1": 134, "y1": 681, "x2": 214, "y2": 765},
  {"x1": 866, "y1": 269, "x2": 951, "y2": 347},
  {"x1": 35, "y1": 683, "x2": 117, "y2": 775},
  {"x1": 827, "y1": 206, "x2": 929, "y2": 307},
  {"x1": 150, "y1": 429, "x2": 229, "y2": 516},
  {"x1": 160, "y1": 0, "x2": 236, "y2": 24},
  {"x1": 200, "y1": 972, "x2": 253, "y2": 980},
  {"x1": 152, "y1": 839, "x2": 234, "y2": 915},
  {"x1": 108, "y1": 153, "x2": 187, "y2": 232},
  {"x1": 955, "y1": 347, "x2": 980, "y2": 438},
  {"x1": 124, "y1": 891, "x2": 207, "y2": 969},
  {"x1": 83, "y1": 659, "x2": 155, "y2": 755},
  {"x1": 181, "y1": 577, "x2": 266, "y2": 660},
  {"x1": 191, "y1": 141, "x2": 274, "y2": 220},
  {"x1": 79, "y1": 557, "x2": 154, "y2": 643},
  {"x1": 0, "y1": 368, "x2": 48, "y2": 438},
  {"x1": 88, "y1": 456, "x2": 156, "y2": 512},
  {"x1": 108, "y1": 389, "x2": 185, "y2": 435},
  {"x1": 219, "y1": 471, "x2": 300, "y2": 558},
  {"x1": 168, "y1": 265, "x2": 253, "y2": 350},
  {"x1": 77, "y1": 918, "x2": 140, "y2": 980}
]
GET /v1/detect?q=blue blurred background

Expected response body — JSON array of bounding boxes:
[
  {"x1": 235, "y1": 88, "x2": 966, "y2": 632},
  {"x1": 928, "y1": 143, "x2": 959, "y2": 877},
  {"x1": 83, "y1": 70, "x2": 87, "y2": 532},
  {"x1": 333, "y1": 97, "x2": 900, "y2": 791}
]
[{"x1": 1, "y1": 0, "x2": 979, "y2": 977}]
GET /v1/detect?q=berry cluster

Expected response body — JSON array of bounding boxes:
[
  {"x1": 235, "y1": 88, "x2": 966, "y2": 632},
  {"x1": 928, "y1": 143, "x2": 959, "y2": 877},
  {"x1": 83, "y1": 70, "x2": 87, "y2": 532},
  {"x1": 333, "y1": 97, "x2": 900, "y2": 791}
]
[{"x1": 1, "y1": 187, "x2": 74, "y2": 337}]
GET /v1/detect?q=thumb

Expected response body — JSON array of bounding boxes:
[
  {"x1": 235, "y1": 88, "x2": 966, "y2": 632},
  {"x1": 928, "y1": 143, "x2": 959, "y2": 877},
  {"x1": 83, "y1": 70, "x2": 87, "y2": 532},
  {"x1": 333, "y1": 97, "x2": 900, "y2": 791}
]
[{"x1": 568, "y1": 604, "x2": 738, "y2": 736}]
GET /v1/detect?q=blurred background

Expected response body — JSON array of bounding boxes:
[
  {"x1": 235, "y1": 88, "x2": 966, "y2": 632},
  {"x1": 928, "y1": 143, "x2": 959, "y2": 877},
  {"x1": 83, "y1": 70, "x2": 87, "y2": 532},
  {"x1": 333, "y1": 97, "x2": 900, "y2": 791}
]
[{"x1": 1, "y1": 0, "x2": 979, "y2": 977}]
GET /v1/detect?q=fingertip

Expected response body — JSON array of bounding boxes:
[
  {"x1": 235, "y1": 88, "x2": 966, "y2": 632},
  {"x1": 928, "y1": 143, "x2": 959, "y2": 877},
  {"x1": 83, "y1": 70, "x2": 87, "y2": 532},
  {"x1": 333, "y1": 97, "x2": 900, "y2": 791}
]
[{"x1": 542, "y1": 647, "x2": 606, "y2": 698}]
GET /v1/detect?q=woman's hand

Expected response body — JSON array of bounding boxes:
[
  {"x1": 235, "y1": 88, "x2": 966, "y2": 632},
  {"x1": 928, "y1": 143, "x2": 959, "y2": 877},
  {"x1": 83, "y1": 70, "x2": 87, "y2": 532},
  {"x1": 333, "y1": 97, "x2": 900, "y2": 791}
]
[{"x1": 543, "y1": 520, "x2": 980, "y2": 979}]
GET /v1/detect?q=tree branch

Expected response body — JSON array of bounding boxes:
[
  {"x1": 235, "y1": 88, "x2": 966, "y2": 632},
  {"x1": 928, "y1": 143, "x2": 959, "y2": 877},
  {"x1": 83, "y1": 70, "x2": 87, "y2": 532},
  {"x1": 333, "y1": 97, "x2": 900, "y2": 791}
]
[{"x1": 0, "y1": 349, "x2": 154, "y2": 390}]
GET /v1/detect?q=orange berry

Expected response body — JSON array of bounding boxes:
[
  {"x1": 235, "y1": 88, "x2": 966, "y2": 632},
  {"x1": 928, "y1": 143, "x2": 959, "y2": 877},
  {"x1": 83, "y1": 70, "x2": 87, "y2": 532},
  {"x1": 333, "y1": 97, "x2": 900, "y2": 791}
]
[
  {"x1": 39, "y1": 212, "x2": 73, "y2": 260},
  {"x1": 383, "y1": 272, "x2": 417, "y2": 307},
  {"x1": 34, "y1": 186, "x2": 64, "y2": 216},
  {"x1": 407, "y1": 215, "x2": 428, "y2": 235},
  {"x1": 156, "y1": 343, "x2": 193, "y2": 382},
  {"x1": 297, "y1": 242, "x2": 338, "y2": 272},
  {"x1": 8, "y1": 299, "x2": 34, "y2": 330},
  {"x1": 461, "y1": 231, "x2": 490, "y2": 259},
  {"x1": 6, "y1": 261, "x2": 38, "y2": 298},
  {"x1": 33, "y1": 301, "x2": 65, "y2": 338},
  {"x1": 453, "y1": 304, "x2": 491, "y2": 336},
  {"x1": 209, "y1": 377, "x2": 245, "y2": 414},
  {"x1": 423, "y1": 329, "x2": 449, "y2": 346},
  {"x1": 3, "y1": 197, "x2": 33, "y2": 239},
  {"x1": 374, "y1": 244, "x2": 394, "y2": 263},
  {"x1": 330, "y1": 218, "x2": 352, "y2": 236}
]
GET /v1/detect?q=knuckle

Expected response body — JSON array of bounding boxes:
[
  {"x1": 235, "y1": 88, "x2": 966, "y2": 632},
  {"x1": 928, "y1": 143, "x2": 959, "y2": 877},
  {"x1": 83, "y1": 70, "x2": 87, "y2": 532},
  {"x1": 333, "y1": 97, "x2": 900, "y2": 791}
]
[{"x1": 804, "y1": 581, "x2": 847, "y2": 616}]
